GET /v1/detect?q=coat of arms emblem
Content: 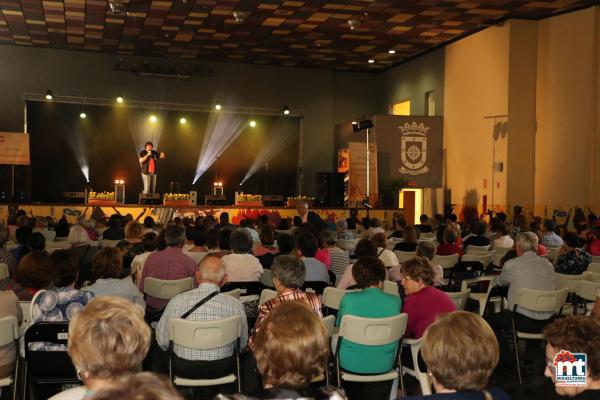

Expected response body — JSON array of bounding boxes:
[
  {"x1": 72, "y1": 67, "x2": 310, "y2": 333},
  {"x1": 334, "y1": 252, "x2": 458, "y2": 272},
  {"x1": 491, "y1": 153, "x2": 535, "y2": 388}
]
[{"x1": 399, "y1": 122, "x2": 429, "y2": 175}]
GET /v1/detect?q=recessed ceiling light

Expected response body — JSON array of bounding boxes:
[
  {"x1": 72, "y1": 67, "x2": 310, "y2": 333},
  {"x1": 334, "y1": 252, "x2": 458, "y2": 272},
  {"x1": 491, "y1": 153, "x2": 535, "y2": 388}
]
[
  {"x1": 388, "y1": 49, "x2": 396, "y2": 54},
  {"x1": 368, "y1": 59, "x2": 375, "y2": 64}
]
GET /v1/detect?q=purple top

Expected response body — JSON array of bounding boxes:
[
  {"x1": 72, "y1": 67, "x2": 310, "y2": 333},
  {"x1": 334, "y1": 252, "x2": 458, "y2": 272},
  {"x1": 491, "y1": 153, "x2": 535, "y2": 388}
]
[
  {"x1": 402, "y1": 286, "x2": 456, "y2": 338},
  {"x1": 139, "y1": 246, "x2": 197, "y2": 310}
]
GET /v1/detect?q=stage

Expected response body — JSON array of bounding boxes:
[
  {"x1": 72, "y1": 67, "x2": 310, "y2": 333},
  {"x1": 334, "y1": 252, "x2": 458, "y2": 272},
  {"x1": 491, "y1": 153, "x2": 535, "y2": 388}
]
[{"x1": 0, "y1": 203, "x2": 403, "y2": 227}]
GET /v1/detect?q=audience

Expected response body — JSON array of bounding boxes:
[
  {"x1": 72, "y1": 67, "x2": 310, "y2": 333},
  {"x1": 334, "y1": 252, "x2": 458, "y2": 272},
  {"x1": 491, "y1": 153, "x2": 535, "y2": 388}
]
[
  {"x1": 248, "y1": 255, "x2": 321, "y2": 350},
  {"x1": 274, "y1": 233, "x2": 295, "y2": 257},
  {"x1": 0, "y1": 225, "x2": 17, "y2": 276},
  {"x1": 337, "y1": 238, "x2": 378, "y2": 289},
  {"x1": 555, "y1": 232, "x2": 592, "y2": 275},
  {"x1": 222, "y1": 229, "x2": 264, "y2": 282},
  {"x1": 393, "y1": 226, "x2": 419, "y2": 252},
  {"x1": 32, "y1": 216, "x2": 56, "y2": 243},
  {"x1": 540, "y1": 219, "x2": 564, "y2": 247},
  {"x1": 11, "y1": 225, "x2": 32, "y2": 266},
  {"x1": 253, "y1": 226, "x2": 278, "y2": 269},
  {"x1": 67, "y1": 216, "x2": 90, "y2": 243},
  {"x1": 336, "y1": 219, "x2": 355, "y2": 240},
  {"x1": 0, "y1": 288, "x2": 22, "y2": 378},
  {"x1": 336, "y1": 256, "x2": 401, "y2": 374},
  {"x1": 0, "y1": 250, "x2": 51, "y2": 300},
  {"x1": 138, "y1": 225, "x2": 197, "y2": 311},
  {"x1": 50, "y1": 296, "x2": 151, "y2": 400},
  {"x1": 415, "y1": 214, "x2": 433, "y2": 233},
  {"x1": 184, "y1": 226, "x2": 209, "y2": 264},
  {"x1": 586, "y1": 225, "x2": 600, "y2": 256},
  {"x1": 218, "y1": 302, "x2": 346, "y2": 400},
  {"x1": 102, "y1": 215, "x2": 125, "y2": 240},
  {"x1": 322, "y1": 229, "x2": 350, "y2": 283},
  {"x1": 389, "y1": 242, "x2": 444, "y2": 286},
  {"x1": 543, "y1": 316, "x2": 600, "y2": 398},
  {"x1": 404, "y1": 312, "x2": 508, "y2": 400},
  {"x1": 295, "y1": 232, "x2": 329, "y2": 283},
  {"x1": 493, "y1": 223, "x2": 514, "y2": 248},
  {"x1": 400, "y1": 257, "x2": 456, "y2": 338},
  {"x1": 372, "y1": 232, "x2": 399, "y2": 267},
  {"x1": 142, "y1": 216, "x2": 156, "y2": 234},
  {"x1": 28, "y1": 231, "x2": 46, "y2": 253},
  {"x1": 130, "y1": 232, "x2": 157, "y2": 284},
  {"x1": 82, "y1": 247, "x2": 144, "y2": 306},
  {"x1": 463, "y1": 221, "x2": 491, "y2": 250},
  {"x1": 156, "y1": 256, "x2": 248, "y2": 377},
  {"x1": 436, "y1": 228, "x2": 462, "y2": 256},
  {"x1": 29, "y1": 249, "x2": 95, "y2": 350}
]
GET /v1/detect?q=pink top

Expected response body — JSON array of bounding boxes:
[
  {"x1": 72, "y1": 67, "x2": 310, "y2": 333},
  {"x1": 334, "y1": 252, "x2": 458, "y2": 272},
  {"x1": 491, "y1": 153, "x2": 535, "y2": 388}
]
[
  {"x1": 315, "y1": 248, "x2": 331, "y2": 269},
  {"x1": 587, "y1": 239, "x2": 600, "y2": 256},
  {"x1": 436, "y1": 243, "x2": 462, "y2": 256},
  {"x1": 402, "y1": 286, "x2": 456, "y2": 338}
]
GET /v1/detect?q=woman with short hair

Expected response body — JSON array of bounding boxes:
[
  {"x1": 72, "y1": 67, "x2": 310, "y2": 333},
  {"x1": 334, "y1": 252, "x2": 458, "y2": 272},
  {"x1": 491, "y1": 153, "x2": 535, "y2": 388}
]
[
  {"x1": 400, "y1": 257, "x2": 455, "y2": 338},
  {"x1": 86, "y1": 372, "x2": 182, "y2": 400},
  {"x1": 0, "y1": 250, "x2": 51, "y2": 301},
  {"x1": 436, "y1": 228, "x2": 462, "y2": 256},
  {"x1": 83, "y1": 247, "x2": 144, "y2": 306},
  {"x1": 217, "y1": 302, "x2": 346, "y2": 400},
  {"x1": 393, "y1": 226, "x2": 420, "y2": 252},
  {"x1": 221, "y1": 229, "x2": 263, "y2": 282},
  {"x1": 371, "y1": 232, "x2": 399, "y2": 267},
  {"x1": 336, "y1": 238, "x2": 379, "y2": 289},
  {"x1": 50, "y1": 296, "x2": 152, "y2": 400},
  {"x1": 555, "y1": 232, "x2": 592, "y2": 275},
  {"x1": 404, "y1": 311, "x2": 508, "y2": 399}
]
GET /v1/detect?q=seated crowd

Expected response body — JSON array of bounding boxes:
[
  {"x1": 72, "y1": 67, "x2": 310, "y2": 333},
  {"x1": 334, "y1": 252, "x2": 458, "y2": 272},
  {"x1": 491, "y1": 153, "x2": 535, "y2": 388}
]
[{"x1": 0, "y1": 204, "x2": 598, "y2": 400}]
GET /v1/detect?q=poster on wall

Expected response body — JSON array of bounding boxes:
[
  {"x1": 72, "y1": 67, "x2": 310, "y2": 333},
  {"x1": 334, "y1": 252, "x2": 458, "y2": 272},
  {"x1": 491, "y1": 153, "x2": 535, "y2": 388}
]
[
  {"x1": 0, "y1": 132, "x2": 30, "y2": 165},
  {"x1": 348, "y1": 141, "x2": 378, "y2": 206},
  {"x1": 372, "y1": 115, "x2": 443, "y2": 187},
  {"x1": 337, "y1": 149, "x2": 349, "y2": 173}
]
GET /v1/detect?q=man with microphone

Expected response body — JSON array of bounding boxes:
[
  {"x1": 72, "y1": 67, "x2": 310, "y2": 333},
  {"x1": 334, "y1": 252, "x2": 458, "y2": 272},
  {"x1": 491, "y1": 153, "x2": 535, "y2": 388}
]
[{"x1": 139, "y1": 141, "x2": 165, "y2": 194}]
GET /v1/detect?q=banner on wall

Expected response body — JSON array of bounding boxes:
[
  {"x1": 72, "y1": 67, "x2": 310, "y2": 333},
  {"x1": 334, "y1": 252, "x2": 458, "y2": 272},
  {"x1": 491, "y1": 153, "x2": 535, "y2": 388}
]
[
  {"x1": 337, "y1": 149, "x2": 349, "y2": 173},
  {"x1": 0, "y1": 132, "x2": 30, "y2": 165},
  {"x1": 348, "y1": 141, "x2": 378, "y2": 206}
]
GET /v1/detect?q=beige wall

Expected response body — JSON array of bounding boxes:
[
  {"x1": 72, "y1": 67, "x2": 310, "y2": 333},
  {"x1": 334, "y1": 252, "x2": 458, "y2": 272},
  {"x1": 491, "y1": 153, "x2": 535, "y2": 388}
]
[
  {"x1": 443, "y1": 25, "x2": 510, "y2": 215},
  {"x1": 535, "y1": 7, "x2": 600, "y2": 216}
]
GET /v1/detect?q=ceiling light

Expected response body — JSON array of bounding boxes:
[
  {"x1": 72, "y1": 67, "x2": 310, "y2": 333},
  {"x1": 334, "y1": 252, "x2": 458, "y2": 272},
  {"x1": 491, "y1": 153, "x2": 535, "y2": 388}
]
[
  {"x1": 368, "y1": 59, "x2": 375, "y2": 64},
  {"x1": 116, "y1": 95, "x2": 124, "y2": 103},
  {"x1": 249, "y1": 120, "x2": 257, "y2": 128},
  {"x1": 388, "y1": 49, "x2": 396, "y2": 54},
  {"x1": 347, "y1": 19, "x2": 361, "y2": 31},
  {"x1": 149, "y1": 115, "x2": 157, "y2": 123},
  {"x1": 233, "y1": 11, "x2": 249, "y2": 23},
  {"x1": 215, "y1": 104, "x2": 222, "y2": 110},
  {"x1": 282, "y1": 106, "x2": 290, "y2": 115},
  {"x1": 80, "y1": 112, "x2": 87, "y2": 119},
  {"x1": 179, "y1": 117, "x2": 187, "y2": 125},
  {"x1": 45, "y1": 90, "x2": 53, "y2": 101}
]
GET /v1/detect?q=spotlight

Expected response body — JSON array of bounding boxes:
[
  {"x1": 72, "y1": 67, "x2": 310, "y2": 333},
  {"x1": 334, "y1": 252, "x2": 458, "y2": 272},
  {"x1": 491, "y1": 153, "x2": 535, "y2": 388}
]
[
  {"x1": 120, "y1": 180, "x2": 125, "y2": 184},
  {"x1": 249, "y1": 120, "x2": 257, "y2": 128},
  {"x1": 79, "y1": 112, "x2": 87, "y2": 119},
  {"x1": 45, "y1": 90, "x2": 53, "y2": 100},
  {"x1": 368, "y1": 59, "x2": 375, "y2": 64},
  {"x1": 114, "y1": 179, "x2": 119, "y2": 184},
  {"x1": 114, "y1": 179, "x2": 125, "y2": 185},
  {"x1": 179, "y1": 117, "x2": 187, "y2": 125},
  {"x1": 388, "y1": 49, "x2": 396, "y2": 54},
  {"x1": 215, "y1": 104, "x2": 222, "y2": 111},
  {"x1": 149, "y1": 115, "x2": 157, "y2": 123},
  {"x1": 282, "y1": 106, "x2": 290, "y2": 115},
  {"x1": 116, "y1": 95, "x2": 124, "y2": 103}
]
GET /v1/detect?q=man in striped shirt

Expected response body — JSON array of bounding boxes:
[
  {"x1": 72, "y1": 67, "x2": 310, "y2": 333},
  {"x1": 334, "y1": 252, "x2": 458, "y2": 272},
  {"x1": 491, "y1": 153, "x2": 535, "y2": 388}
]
[{"x1": 248, "y1": 255, "x2": 322, "y2": 350}]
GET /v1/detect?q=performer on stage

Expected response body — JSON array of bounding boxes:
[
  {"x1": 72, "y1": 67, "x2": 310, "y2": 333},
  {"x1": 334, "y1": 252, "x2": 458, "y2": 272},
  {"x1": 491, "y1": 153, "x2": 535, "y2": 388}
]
[{"x1": 139, "y1": 141, "x2": 165, "y2": 194}]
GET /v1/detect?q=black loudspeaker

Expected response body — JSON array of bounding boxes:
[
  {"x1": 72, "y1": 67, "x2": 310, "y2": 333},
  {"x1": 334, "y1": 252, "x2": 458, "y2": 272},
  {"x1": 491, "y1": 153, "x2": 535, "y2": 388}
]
[
  {"x1": 205, "y1": 195, "x2": 227, "y2": 206},
  {"x1": 139, "y1": 193, "x2": 162, "y2": 205},
  {"x1": 0, "y1": 165, "x2": 30, "y2": 202},
  {"x1": 316, "y1": 172, "x2": 345, "y2": 207}
]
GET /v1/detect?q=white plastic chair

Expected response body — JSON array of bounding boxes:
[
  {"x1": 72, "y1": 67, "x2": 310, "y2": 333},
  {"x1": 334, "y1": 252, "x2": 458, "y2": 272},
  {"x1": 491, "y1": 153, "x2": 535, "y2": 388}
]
[
  {"x1": 225, "y1": 289, "x2": 241, "y2": 299},
  {"x1": 446, "y1": 289, "x2": 471, "y2": 310},
  {"x1": 19, "y1": 301, "x2": 31, "y2": 329},
  {"x1": 0, "y1": 264, "x2": 8, "y2": 280},
  {"x1": 143, "y1": 277, "x2": 194, "y2": 300},
  {"x1": 383, "y1": 280, "x2": 400, "y2": 297},
  {"x1": 461, "y1": 253, "x2": 494, "y2": 269},
  {"x1": 587, "y1": 262, "x2": 600, "y2": 274},
  {"x1": 337, "y1": 239, "x2": 358, "y2": 251},
  {"x1": 546, "y1": 246, "x2": 562, "y2": 264},
  {"x1": 259, "y1": 269, "x2": 274, "y2": 288},
  {"x1": 592, "y1": 255, "x2": 600, "y2": 264},
  {"x1": 461, "y1": 276, "x2": 496, "y2": 316},
  {"x1": 0, "y1": 316, "x2": 20, "y2": 400},
  {"x1": 322, "y1": 287, "x2": 357, "y2": 311},
  {"x1": 512, "y1": 288, "x2": 569, "y2": 383},
  {"x1": 100, "y1": 239, "x2": 121, "y2": 248},
  {"x1": 431, "y1": 254, "x2": 459, "y2": 270},
  {"x1": 336, "y1": 314, "x2": 408, "y2": 398},
  {"x1": 466, "y1": 245, "x2": 491, "y2": 253},
  {"x1": 491, "y1": 245, "x2": 512, "y2": 266},
  {"x1": 554, "y1": 272, "x2": 587, "y2": 293},
  {"x1": 394, "y1": 251, "x2": 416, "y2": 264},
  {"x1": 169, "y1": 316, "x2": 242, "y2": 391},
  {"x1": 258, "y1": 289, "x2": 277, "y2": 305},
  {"x1": 401, "y1": 338, "x2": 432, "y2": 395},
  {"x1": 576, "y1": 281, "x2": 600, "y2": 315}
]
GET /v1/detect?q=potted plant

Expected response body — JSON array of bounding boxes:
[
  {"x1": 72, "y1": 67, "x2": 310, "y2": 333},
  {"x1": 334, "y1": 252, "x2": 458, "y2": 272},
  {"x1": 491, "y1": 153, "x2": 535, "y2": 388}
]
[
  {"x1": 286, "y1": 196, "x2": 315, "y2": 208},
  {"x1": 378, "y1": 178, "x2": 408, "y2": 208},
  {"x1": 235, "y1": 193, "x2": 263, "y2": 207},
  {"x1": 87, "y1": 191, "x2": 116, "y2": 206},
  {"x1": 163, "y1": 193, "x2": 192, "y2": 207}
]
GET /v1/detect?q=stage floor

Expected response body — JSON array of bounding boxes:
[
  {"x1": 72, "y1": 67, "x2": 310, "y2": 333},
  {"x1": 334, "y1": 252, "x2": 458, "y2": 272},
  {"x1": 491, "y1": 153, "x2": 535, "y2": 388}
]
[{"x1": 0, "y1": 203, "x2": 403, "y2": 226}]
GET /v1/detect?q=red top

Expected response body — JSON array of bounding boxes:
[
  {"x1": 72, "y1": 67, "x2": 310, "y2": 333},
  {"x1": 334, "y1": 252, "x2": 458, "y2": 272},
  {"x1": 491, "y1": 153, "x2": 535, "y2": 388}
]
[
  {"x1": 149, "y1": 158, "x2": 155, "y2": 174},
  {"x1": 402, "y1": 286, "x2": 456, "y2": 338},
  {"x1": 315, "y1": 248, "x2": 331, "y2": 269},
  {"x1": 436, "y1": 243, "x2": 462, "y2": 256},
  {"x1": 587, "y1": 239, "x2": 600, "y2": 256}
]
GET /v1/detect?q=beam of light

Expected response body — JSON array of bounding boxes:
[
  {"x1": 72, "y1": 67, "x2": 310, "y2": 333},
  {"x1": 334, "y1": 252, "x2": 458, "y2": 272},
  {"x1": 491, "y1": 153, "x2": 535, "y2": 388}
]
[
  {"x1": 193, "y1": 113, "x2": 246, "y2": 184},
  {"x1": 64, "y1": 116, "x2": 89, "y2": 183},
  {"x1": 240, "y1": 119, "x2": 298, "y2": 186},
  {"x1": 128, "y1": 111, "x2": 165, "y2": 157}
]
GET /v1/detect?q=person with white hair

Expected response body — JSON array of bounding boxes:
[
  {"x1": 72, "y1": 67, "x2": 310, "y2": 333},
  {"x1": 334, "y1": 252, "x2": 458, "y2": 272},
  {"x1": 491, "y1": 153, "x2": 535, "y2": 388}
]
[
  {"x1": 336, "y1": 219, "x2": 355, "y2": 241},
  {"x1": 67, "y1": 216, "x2": 91, "y2": 243}
]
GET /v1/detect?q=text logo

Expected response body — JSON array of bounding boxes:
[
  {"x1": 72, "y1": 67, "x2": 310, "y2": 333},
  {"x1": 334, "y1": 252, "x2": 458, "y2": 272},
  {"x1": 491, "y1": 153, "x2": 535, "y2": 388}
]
[{"x1": 553, "y1": 350, "x2": 587, "y2": 386}]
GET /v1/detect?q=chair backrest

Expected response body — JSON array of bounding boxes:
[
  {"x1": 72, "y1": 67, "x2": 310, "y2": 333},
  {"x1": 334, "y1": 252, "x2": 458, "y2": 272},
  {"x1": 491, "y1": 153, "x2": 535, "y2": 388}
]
[
  {"x1": 0, "y1": 263, "x2": 8, "y2": 280},
  {"x1": 576, "y1": 280, "x2": 600, "y2": 302},
  {"x1": 394, "y1": 250, "x2": 417, "y2": 263},
  {"x1": 20, "y1": 301, "x2": 32, "y2": 328},
  {"x1": 169, "y1": 315, "x2": 241, "y2": 349},
  {"x1": 515, "y1": 288, "x2": 569, "y2": 313},
  {"x1": 221, "y1": 281, "x2": 265, "y2": 296},
  {"x1": 225, "y1": 289, "x2": 242, "y2": 299},
  {"x1": 322, "y1": 315, "x2": 335, "y2": 337},
  {"x1": 461, "y1": 253, "x2": 494, "y2": 268},
  {"x1": 554, "y1": 272, "x2": 587, "y2": 292},
  {"x1": 446, "y1": 289, "x2": 471, "y2": 310},
  {"x1": 144, "y1": 277, "x2": 194, "y2": 300},
  {"x1": 259, "y1": 288, "x2": 278, "y2": 305},
  {"x1": 466, "y1": 245, "x2": 491, "y2": 253},
  {"x1": 592, "y1": 255, "x2": 600, "y2": 264},
  {"x1": 587, "y1": 263, "x2": 600, "y2": 274},
  {"x1": 547, "y1": 247, "x2": 561, "y2": 263},
  {"x1": 0, "y1": 316, "x2": 19, "y2": 347},
  {"x1": 337, "y1": 239, "x2": 358, "y2": 251},
  {"x1": 338, "y1": 314, "x2": 408, "y2": 346},
  {"x1": 587, "y1": 272, "x2": 600, "y2": 282},
  {"x1": 100, "y1": 239, "x2": 121, "y2": 248},
  {"x1": 322, "y1": 287, "x2": 353, "y2": 311},
  {"x1": 383, "y1": 280, "x2": 400, "y2": 297},
  {"x1": 24, "y1": 322, "x2": 70, "y2": 353},
  {"x1": 491, "y1": 245, "x2": 512, "y2": 266},
  {"x1": 432, "y1": 254, "x2": 459, "y2": 270},
  {"x1": 259, "y1": 269, "x2": 274, "y2": 287},
  {"x1": 302, "y1": 281, "x2": 329, "y2": 295}
]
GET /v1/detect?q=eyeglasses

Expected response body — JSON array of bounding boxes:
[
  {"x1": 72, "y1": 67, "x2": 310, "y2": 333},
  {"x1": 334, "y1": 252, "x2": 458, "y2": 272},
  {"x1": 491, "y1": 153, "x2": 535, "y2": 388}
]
[{"x1": 545, "y1": 358, "x2": 556, "y2": 372}]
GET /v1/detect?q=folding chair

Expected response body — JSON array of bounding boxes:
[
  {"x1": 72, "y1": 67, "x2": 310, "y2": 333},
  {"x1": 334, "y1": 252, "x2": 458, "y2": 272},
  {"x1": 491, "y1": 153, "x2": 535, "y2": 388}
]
[
  {"x1": 23, "y1": 322, "x2": 80, "y2": 399},
  {"x1": 100, "y1": 239, "x2": 121, "y2": 248},
  {"x1": 322, "y1": 287, "x2": 357, "y2": 315},
  {"x1": 394, "y1": 251, "x2": 416, "y2": 264},
  {"x1": 587, "y1": 262, "x2": 600, "y2": 274},
  {"x1": 259, "y1": 269, "x2": 274, "y2": 288},
  {"x1": 511, "y1": 288, "x2": 569, "y2": 383},
  {"x1": 383, "y1": 280, "x2": 400, "y2": 297},
  {"x1": 0, "y1": 316, "x2": 19, "y2": 400},
  {"x1": 491, "y1": 245, "x2": 512, "y2": 267},
  {"x1": 302, "y1": 281, "x2": 329, "y2": 295},
  {"x1": 258, "y1": 289, "x2": 277, "y2": 305},
  {"x1": 575, "y1": 280, "x2": 600, "y2": 315},
  {"x1": 461, "y1": 252, "x2": 494, "y2": 269},
  {"x1": 143, "y1": 277, "x2": 194, "y2": 323},
  {"x1": 466, "y1": 245, "x2": 491, "y2": 253},
  {"x1": 335, "y1": 314, "x2": 408, "y2": 398},
  {"x1": 401, "y1": 338, "x2": 432, "y2": 395},
  {"x1": 446, "y1": 289, "x2": 471, "y2": 310},
  {"x1": 221, "y1": 282, "x2": 265, "y2": 297},
  {"x1": 337, "y1": 239, "x2": 358, "y2": 251},
  {"x1": 19, "y1": 301, "x2": 31, "y2": 330},
  {"x1": 460, "y1": 276, "x2": 496, "y2": 316},
  {"x1": 432, "y1": 254, "x2": 459, "y2": 271},
  {"x1": 169, "y1": 316, "x2": 242, "y2": 392}
]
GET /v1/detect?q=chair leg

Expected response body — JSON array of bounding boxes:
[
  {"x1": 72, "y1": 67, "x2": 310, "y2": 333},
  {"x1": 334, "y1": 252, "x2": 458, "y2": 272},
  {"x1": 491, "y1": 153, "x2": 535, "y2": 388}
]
[
  {"x1": 21, "y1": 361, "x2": 27, "y2": 400},
  {"x1": 511, "y1": 319, "x2": 522, "y2": 384},
  {"x1": 398, "y1": 364, "x2": 405, "y2": 397},
  {"x1": 12, "y1": 357, "x2": 18, "y2": 400}
]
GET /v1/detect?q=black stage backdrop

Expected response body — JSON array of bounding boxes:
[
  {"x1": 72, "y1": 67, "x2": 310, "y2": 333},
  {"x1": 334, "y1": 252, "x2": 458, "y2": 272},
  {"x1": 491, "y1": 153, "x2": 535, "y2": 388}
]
[{"x1": 28, "y1": 101, "x2": 300, "y2": 203}]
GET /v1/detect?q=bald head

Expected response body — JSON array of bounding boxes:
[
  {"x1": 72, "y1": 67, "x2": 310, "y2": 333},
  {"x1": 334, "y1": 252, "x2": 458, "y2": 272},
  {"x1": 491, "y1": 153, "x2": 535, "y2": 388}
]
[{"x1": 197, "y1": 255, "x2": 227, "y2": 286}]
